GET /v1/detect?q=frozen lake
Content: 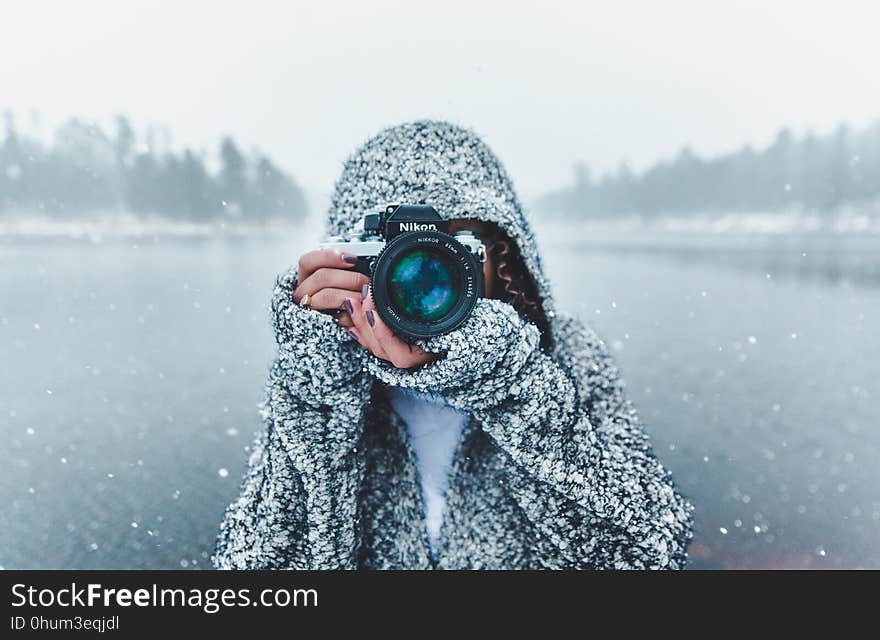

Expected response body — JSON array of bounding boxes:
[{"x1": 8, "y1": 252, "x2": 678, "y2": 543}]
[{"x1": 1, "y1": 223, "x2": 878, "y2": 569}]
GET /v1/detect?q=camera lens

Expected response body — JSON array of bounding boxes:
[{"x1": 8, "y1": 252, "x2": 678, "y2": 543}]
[
  {"x1": 370, "y1": 230, "x2": 482, "y2": 340},
  {"x1": 388, "y1": 248, "x2": 460, "y2": 322}
]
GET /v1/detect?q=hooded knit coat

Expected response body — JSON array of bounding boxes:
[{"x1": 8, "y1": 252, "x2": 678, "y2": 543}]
[{"x1": 213, "y1": 121, "x2": 693, "y2": 570}]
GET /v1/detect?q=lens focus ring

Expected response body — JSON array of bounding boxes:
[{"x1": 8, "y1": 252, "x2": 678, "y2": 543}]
[{"x1": 370, "y1": 230, "x2": 483, "y2": 340}]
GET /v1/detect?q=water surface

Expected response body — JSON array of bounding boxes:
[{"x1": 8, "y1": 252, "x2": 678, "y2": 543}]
[{"x1": 1, "y1": 226, "x2": 877, "y2": 568}]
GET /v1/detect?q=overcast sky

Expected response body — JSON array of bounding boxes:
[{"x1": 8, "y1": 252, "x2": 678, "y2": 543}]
[{"x1": 2, "y1": 0, "x2": 878, "y2": 201}]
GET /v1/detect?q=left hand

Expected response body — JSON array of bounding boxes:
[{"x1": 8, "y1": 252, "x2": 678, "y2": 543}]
[{"x1": 344, "y1": 288, "x2": 437, "y2": 369}]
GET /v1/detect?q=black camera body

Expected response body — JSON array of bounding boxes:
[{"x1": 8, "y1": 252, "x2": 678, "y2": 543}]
[{"x1": 320, "y1": 204, "x2": 485, "y2": 340}]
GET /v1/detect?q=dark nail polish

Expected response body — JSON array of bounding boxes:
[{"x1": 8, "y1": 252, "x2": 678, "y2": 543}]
[
  {"x1": 341, "y1": 299, "x2": 354, "y2": 315},
  {"x1": 366, "y1": 310, "x2": 375, "y2": 327},
  {"x1": 361, "y1": 283, "x2": 369, "y2": 301},
  {"x1": 342, "y1": 253, "x2": 358, "y2": 265}
]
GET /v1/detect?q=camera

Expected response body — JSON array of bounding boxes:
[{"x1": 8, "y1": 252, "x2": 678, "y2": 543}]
[{"x1": 320, "y1": 204, "x2": 486, "y2": 340}]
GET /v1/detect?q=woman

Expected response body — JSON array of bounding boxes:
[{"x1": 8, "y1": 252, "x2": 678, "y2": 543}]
[{"x1": 213, "y1": 121, "x2": 693, "y2": 569}]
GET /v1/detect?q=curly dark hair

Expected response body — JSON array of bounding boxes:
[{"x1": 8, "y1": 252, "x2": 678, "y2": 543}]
[{"x1": 468, "y1": 221, "x2": 553, "y2": 351}]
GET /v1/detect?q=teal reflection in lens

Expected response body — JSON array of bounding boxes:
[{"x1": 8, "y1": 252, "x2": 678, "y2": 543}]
[{"x1": 388, "y1": 249, "x2": 459, "y2": 322}]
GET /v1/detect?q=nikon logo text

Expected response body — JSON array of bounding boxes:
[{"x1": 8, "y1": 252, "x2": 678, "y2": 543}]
[{"x1": 398, "y1": 223, "x2": 437, "y2": 232}]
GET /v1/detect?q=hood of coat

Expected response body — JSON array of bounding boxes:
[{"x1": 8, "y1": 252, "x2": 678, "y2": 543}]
[{"x1": 325, "y1": 120, "x2": 557, "y2": 330}]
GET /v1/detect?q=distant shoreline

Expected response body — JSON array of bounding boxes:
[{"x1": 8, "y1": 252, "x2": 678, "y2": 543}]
[
  {"x1": 0, "y1": 214, "x2": 307, "y2": 241},
  {"x1": 533, "y1": 211, "x2": 880, "y2": 236},
  {"x1": 1, "y1": 211, "x2": 879, "y2": 241}
]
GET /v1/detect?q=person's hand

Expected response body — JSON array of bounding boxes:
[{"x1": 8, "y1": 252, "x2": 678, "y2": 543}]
[
  {"x1": 344, "y1": 287, "x2": 437, "y2": 370},
  {"x1": 292, "y1": 249, "x2": 368, "y2": 328},
  {"x1": 292, "y1": 249, "x2": 435, "y2": 369}
]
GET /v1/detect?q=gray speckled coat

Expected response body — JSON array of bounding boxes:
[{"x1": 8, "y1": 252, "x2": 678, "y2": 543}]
[{"x1": 213, "y1": 121, "x2": 693, "y2": 570}]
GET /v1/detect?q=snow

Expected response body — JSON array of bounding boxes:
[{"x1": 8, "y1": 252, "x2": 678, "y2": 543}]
[
  {"x1": 2, "y1": 210, "x2": 879, "y2": 241},
  {"x1": 0, "y1": 213, "x2": 302, "y2": 240},
  {"x1": 535, "y1": 211, "x2": 880, "y2": 240}
]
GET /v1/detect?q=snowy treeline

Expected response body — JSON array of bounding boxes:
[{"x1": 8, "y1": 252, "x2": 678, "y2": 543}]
[
  {"x1": 0, "y1": 112, "x2": 307, "y2": 221},
  {"x1": 538, "y1": 122, "x2": 880, "y2": 218}
]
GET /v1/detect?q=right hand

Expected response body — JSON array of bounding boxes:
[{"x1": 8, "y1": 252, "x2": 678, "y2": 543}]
[{"x1": 292, "y1": 249, "x2": 368, "y2": 328}]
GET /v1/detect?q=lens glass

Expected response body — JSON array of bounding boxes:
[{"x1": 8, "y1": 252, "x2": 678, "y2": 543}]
[{"x1": 387, "y1": 248, "x2": 460, "y2": 322}]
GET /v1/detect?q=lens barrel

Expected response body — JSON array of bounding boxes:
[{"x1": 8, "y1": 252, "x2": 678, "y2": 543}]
[{"x1": 370, "y1": 230, "x2": 482, "y2": 340}]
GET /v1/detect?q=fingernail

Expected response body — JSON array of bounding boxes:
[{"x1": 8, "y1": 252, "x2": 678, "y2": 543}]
[
  {"x1": 341, "y1": 299, "x2": 354, "y2": 315},
  {"x1": 347, "y1": 329, "x2": 360, "y2": 343},
  {"x1": 366, "y1": 310, "x2": 375, "y2": 327},
  {"x1": 342, "y1": 253, "x2": 358, "y2": 265},
  {"x1": 361, "y1": 283, "x2": 369, "y2": 301}
]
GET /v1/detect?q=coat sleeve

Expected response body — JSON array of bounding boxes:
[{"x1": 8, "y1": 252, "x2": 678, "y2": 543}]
[
  {"x1": 213, "y1": 267, "x2": 371, "y2": 569},
  {"x1": 365, "y1": 299, "x2": 693, "y2": 569}
]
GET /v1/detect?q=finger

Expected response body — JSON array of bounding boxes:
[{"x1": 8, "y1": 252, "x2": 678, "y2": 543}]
[
  {"x1": 332, "y1": 282, "x2": 369, "y2": 329},
  {"x1": 297, "y1": 248, "x2": 359, "y2": 284},
  {"x1": 346, "y1": 297, "x2": 389, "y2": 361},
  {"x1": 363, "y1": 297, "x2": 426, "y2": 369},
  {"x1": 294, "y1": 268, "x2": 368, "y2": 302},
  {"x1": 318, "y1": 309, "x2": 354, "y2": 328},
  {"x1": 309, "y1": 287, "x2": 367, "y2": 312}
]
